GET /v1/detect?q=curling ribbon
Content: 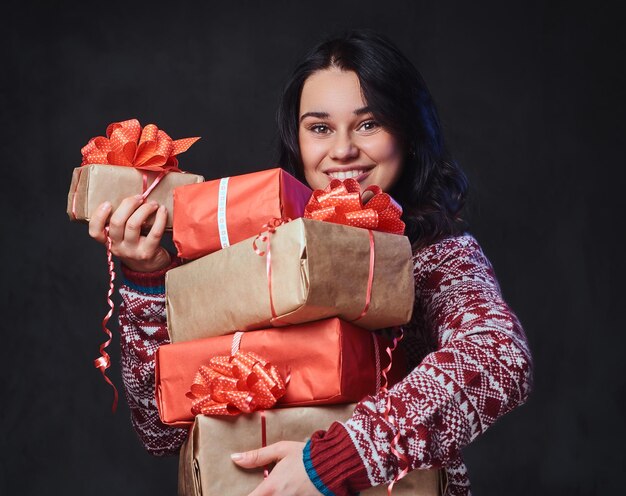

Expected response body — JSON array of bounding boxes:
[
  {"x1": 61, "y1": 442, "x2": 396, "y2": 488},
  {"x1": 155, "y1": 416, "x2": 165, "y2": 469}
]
[
  {"x1": 94, "y1": 226, "x2": 119, "y2": 413},
  {"x1": 304, "y1": 178, "x2": 405, "y2": 235},
  {"x1": 186, "y1": 334, "x2": 288, "y2": 416},
  {"x1": 94, "y1": 173, "x2": 168, "y2": 412},
  {"x1": 378, "y1": 327, "x2": 409, "y2": 495},
  {"x1": 82, "y1": 119, "x2": 200, "y2": 411}
]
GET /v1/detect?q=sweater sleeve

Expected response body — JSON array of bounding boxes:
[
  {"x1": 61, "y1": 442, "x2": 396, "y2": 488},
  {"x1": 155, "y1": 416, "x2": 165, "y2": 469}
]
[
  {"x1": 118, "y1": 255, "x2": 189, "y2": 456},
  {"x1": 304, "y1": 235, "x2": 533, "y2": 495}
]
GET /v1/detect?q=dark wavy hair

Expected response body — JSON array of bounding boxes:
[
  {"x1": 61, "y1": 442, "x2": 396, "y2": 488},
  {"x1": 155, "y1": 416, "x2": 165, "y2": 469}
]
[{"x1": 276, "y1": 30, "x2": 468, "y2": 249}]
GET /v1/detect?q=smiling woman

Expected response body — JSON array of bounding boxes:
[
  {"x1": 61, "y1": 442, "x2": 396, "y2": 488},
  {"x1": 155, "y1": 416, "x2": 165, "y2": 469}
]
[
  {"x1": 88, "y1": 29, "x2": 532, "y2": 496},
  {"x1": 298, "y1": 68, "x2": 404, "y2": 192},
  {"x1": 276, "y1": 31, "x2": 469, "y2": 250}
]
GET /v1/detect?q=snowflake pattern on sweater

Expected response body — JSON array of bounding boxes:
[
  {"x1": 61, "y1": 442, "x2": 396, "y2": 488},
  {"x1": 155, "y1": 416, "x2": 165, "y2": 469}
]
[
  {"x1": 118, "y1": 263, "x2": 188, "y2": 457},
  {"x1": 117, "y1": 234, "x2": 532, "y2": 495},
  {"x1": 307, "y1": 234, "x2": 532, "y2": 496}
]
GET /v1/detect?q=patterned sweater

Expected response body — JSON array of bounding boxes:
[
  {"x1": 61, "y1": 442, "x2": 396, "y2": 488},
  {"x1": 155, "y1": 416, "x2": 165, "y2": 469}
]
[{"x1": 117, "y1": 234, "x2": 532, "y2": 495}]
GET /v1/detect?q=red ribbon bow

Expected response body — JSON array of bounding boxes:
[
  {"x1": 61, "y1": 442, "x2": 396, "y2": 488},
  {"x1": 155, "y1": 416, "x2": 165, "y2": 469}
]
[
  {"x1": 304, "y1": 178, "x2": 405, "y2": 235},
  {"x1": 80, "y1": 118, "x2": 200, "y2": 171},
  {"x1": 187, "y1": 351, "x2": 288, "y2": 416}
]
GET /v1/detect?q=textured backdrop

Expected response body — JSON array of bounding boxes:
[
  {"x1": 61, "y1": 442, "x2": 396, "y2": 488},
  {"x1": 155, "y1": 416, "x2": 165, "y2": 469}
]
[{"x1": 2, "y1": 0, "x2": 622, "y2": 494}]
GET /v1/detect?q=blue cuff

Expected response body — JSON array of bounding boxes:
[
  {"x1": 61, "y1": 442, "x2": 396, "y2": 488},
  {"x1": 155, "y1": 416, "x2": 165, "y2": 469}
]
[
  {"x1": 121, "y1": 277, "x2": 165, "y2": 295},
  {"x1": 303, "y1": 439, "x2": 336, "y2": 496}
]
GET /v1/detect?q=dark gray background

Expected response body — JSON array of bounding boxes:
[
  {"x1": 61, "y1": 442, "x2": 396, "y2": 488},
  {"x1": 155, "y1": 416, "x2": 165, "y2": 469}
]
[{"x1": 2, "y1": 0, "x2": 623, "y2": 494}]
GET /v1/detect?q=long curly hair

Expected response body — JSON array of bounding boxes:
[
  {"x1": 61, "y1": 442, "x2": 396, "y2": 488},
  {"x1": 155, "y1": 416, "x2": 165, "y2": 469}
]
[{"x1": 276, "y1": 30, "x2": 468, "y2": 249}]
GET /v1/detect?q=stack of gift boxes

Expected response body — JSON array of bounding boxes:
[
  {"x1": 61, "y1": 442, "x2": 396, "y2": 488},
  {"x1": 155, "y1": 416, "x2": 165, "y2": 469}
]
[
  {"x1": 68, "y1": 124, "x2": 441, "y2": 495},
  {"x1": 158, "y1": 168, "x2": 440, "y2": 495}
]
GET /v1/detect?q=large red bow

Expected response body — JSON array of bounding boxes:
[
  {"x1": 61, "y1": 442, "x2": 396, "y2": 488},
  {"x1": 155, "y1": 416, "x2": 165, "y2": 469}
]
[
  {"x1": 186, "y1": 351, "x2": 288, "y2": 416},
  {"x1": 80, "y1": 118, "x2": 200, "y2": 171},
  {"x1": 304, "y1": 178, "x2": 405, "y2": 235}
]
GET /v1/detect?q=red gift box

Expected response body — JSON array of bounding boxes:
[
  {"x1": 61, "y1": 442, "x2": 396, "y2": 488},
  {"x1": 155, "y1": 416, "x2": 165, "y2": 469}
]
[
  {"x1": 172, "y1": 168, "x2": 312, "y2": 259},
  {"x1": 155, "y1": 318, "x2": 406, "y2": 426}
]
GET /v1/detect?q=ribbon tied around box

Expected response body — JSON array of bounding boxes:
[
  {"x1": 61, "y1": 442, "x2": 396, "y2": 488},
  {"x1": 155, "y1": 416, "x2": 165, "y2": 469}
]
[
  {"x1": 80, "y1": 118, "x2": 199, "y2": 413},
  {"x1": 186, "y1": 333, "x2": 289, "y2": 416},
  {"x1": 253, "y1": 179, "x2": 406, "y2": 324},
  {"x1": 303, "y1": 178, "x2": 405, "y2": 235}
]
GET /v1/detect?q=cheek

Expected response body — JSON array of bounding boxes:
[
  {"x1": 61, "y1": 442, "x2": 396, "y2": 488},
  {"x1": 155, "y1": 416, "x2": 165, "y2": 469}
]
[
  {"x1": 299, "y1": 135, "x2": 327, "y2": 171},
  {"x1": 363, "y1": 135, "x2": 402, "y2": 163}
]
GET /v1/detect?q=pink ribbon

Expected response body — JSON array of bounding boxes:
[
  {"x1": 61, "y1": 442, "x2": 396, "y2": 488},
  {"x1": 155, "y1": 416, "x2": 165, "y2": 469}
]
[
  {"x1": 80, "y1": 119, "x2": 199, "y2": 411},
  {"x1": 94, "y1": 226, "x2": 119, "y2": 413},
  {"x1": 380, "y1": 327, "x2": 408, "y2": 495},
  {"x1": 252, "y1": 218, "x2": 290, "y2": 322}
]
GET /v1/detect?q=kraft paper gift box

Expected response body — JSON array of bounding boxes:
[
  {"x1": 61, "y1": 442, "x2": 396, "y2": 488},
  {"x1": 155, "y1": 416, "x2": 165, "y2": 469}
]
[
  {"x1": 166, "y1": 217, "x2": 414, "y2": 343},
  {"x1": 173, "y1": 168, "x2": 312, "y2": 260},
  {"x1": 178, "y1": 405, "x2": 443, "y2": 496},
  {"x1": 67, "y1": 164, "x2": 204, "y2": 229},
  {"x1": 155, "y1": 318, "x2": 406, "y2": 426}
]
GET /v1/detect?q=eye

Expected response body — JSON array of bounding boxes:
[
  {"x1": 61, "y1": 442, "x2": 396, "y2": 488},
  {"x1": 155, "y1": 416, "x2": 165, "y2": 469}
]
[
  {"x1": 358, "y1": 120, "x2": 380, "y2": 132},
  {"x1": 309, "y1": 123, "x2": 331, "y2": 134}
]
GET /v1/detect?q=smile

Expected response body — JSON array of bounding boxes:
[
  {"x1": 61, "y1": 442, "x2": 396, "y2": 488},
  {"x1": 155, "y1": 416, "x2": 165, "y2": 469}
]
[{"x1": 324, "y1": 167, "x2": 374, "y2": 181}]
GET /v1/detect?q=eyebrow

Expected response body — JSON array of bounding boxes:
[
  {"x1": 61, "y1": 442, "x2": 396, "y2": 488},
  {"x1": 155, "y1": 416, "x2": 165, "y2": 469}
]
[{"x1": 299, "y1": 106, "x2": 372, "y2": 123}]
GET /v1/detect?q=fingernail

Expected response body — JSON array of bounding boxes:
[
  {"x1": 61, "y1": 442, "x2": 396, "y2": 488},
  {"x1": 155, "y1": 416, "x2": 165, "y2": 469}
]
[
  {"x1": 134, "y1": 194, "x2": 144, "y2": 201},
  {"x1": 148, "y1": 200, "x2": 158, "y2": 207},
  {"x1": 230, "y1": 453, "x2": 243, "y2": 461},
  {"x1": 101, "y1": 201, "x2": 111, "y2": 210}
]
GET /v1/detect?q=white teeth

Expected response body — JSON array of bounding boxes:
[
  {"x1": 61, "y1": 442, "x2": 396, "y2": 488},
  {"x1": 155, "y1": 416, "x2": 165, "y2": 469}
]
[{"x1": 328, "y1": 169, "x2": 367, "y2": 179}]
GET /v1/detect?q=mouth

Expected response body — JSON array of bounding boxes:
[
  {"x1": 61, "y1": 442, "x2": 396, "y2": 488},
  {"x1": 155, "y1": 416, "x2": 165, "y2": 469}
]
[{"x1": 324, "y1": 166, "x2": 374, "y2": 182}]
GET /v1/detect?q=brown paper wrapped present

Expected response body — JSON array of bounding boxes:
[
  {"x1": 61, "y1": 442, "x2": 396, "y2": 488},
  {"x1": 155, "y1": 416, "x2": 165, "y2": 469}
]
[
  {"x1": 67, "y1": 164, "x2": 204, "y2": 229},
  {"x1": 166, "y1": 217, "x2": 414, "y2": 343},
  {"x1": 178, "y1": 405, "x2": 442, "y2": 496}
]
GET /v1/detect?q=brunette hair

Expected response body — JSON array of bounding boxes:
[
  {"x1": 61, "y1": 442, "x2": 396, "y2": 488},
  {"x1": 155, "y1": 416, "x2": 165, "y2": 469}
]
[{"x1": 276, "y1": 30, "x2": 468, "y2": 249}]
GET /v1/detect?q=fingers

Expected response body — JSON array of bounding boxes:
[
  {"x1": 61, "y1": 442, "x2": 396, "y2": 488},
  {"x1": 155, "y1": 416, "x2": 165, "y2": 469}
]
[
  {"x1": 108, "y1": 195, "x2": 144, "y2": 242},
  {"x1": 241, "y1": 442, "x2": 313, "y2": 496},
  {"x1": 143, "y1": 205, "x2": 168, "y2": 253},
  {"x1": 231, "y1": 441, "x2": 291, "y2": 469},
  {"x1": 124, "y1": 201, "x2": 160, "y2": 245},
  {"x1": 88, "y1": 201, "x2": 112, "y2": 244}
]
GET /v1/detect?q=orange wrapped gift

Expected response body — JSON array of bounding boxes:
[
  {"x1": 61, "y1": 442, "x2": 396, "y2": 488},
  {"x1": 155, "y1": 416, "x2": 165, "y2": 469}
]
[
  {"x1": 155, "y1": 318, "x2": 406, "y2": 426},
  {"x1": 172, "y1": 168, "x2": 311, "y2": 259}
]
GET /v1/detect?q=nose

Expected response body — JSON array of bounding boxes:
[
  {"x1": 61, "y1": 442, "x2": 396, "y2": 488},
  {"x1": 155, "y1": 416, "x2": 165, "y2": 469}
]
[{"x1": 329, "y1": 131, "x2": 359, "y2": 162}]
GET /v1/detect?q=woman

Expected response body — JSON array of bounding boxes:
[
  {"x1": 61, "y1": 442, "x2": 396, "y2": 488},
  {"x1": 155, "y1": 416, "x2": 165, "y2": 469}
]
[{"x1": 89, "y1": 30, "x2": 532, "y2": 496}]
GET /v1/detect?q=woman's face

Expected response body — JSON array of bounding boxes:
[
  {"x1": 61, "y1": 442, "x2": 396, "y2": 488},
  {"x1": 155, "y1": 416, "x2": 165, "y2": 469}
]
[{"x1": 298, "y1": 68, "x2": 404, "y2": 192}]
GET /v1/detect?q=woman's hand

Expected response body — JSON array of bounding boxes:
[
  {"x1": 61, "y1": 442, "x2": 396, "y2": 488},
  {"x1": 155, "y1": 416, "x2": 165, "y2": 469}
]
[
  {"x1": 88, "y1": 195, "x2": 171, "y2": 273},
  {"x1": 231, "y1": 441, "x2": 321, "y2": 496}
]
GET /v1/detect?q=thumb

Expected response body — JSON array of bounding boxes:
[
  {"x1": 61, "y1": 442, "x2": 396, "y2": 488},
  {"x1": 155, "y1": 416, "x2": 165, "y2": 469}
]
[{"x1": 231, "y1": 442, "x2": 288, "y2": 469}]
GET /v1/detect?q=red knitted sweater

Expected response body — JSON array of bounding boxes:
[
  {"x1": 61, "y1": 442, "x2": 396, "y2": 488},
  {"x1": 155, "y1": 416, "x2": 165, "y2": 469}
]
[{"x1": 117, "y1": 234, "x2": 532, "y2": 495}]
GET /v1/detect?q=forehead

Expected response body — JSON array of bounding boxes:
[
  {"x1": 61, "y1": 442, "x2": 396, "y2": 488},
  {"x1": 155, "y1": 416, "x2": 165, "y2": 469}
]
[{"x1": 299, "y1": 68, "x2": 366, "y2": 115}]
